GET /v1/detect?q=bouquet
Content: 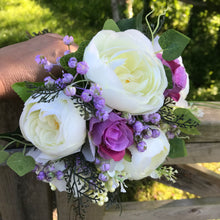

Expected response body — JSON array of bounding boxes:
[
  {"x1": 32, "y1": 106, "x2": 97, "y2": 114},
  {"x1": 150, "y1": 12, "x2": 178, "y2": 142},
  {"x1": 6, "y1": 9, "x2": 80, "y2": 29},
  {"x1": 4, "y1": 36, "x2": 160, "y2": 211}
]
[{"x1": 0, "y1": 11, "x2": 200, "y2": 218}]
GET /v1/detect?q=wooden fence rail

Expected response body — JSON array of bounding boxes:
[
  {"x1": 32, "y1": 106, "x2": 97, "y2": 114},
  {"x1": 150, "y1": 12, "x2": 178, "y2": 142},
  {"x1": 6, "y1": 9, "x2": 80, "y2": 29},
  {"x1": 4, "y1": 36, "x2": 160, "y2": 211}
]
[{"x1": 0, "y1": 101, "x2": 220, "y2": 220}]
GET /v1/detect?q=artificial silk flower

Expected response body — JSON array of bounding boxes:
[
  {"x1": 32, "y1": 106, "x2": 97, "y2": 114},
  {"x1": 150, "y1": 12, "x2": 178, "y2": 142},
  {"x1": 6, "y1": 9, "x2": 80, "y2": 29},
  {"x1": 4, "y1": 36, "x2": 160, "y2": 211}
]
[
  {"x1": 83, "y1": 29, "x2": 168, "y2": 115},
  {"x1": 123, "y1": 127, "x2": 170, "y2": 180},
  {"x1": 19, "y1": 92, "x2": 86, "y2": 160}
]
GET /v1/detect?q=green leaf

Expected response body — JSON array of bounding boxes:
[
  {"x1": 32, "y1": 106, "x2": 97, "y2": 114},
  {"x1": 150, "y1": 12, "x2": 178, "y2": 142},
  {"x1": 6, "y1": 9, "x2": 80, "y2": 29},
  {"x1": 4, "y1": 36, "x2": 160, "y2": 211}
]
[
  {"x1": 0, "y1": 151, "x2": 10, "y2": 164},
  {"x1": 60, "y1": 40, "x2": 89, "y2": 75},
  {"x1": 103, "y1": 19, "x2": 120, "y2": 32},
  {"x1": 124, "y1": 152, "x2": 131, "y2": 162},
  {"x1": 174, "y1": 108, "x2": 200, "y2": 135},
  {"x1": 117, "y1": 17, "x2": 136, "y2": 31},
  {"x1": 159, "y1": 29, "x2": 190, "y2": 61},
  {"x1": 7, "y1": 152, "x2": 35, "y2": 176},
  {"x1": 164, "y1": 66, "x2": 173, "y2": 89},
  {"x1": 135, "y1": 10, "x2": 144, "y2": 32},
  {"x1": 168, "y1": 137, "x2": 187, "y2": 158},
  {"x1": 12, "y1": 82, "x2": 43, "y2": 102}
]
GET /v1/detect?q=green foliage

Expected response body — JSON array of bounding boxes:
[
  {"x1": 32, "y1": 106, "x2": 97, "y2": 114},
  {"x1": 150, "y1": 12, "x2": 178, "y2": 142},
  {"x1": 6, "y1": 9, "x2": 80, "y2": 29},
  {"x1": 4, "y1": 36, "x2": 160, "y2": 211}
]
[
  {"x1": 103, "y1": 19, "x2": 120, "y2": 32},
  {"x1": 159, "y1": 29, "x2": 190, "y2": 61},
  {"x1": 168, "y1": 137, "x2": 187, "y2": 158},
  {"x1": 7, "y1": 152, "x2": 35, "y2": 176},
  {"x1": 12, "y1": 81, "x2": 43, "y2": 102},
  {"x1": 0, "y1": 151, "x2": 10, "y2": 164},
  {"x1": 164, "y1": 66, "x2": 173, "y2": 89}
]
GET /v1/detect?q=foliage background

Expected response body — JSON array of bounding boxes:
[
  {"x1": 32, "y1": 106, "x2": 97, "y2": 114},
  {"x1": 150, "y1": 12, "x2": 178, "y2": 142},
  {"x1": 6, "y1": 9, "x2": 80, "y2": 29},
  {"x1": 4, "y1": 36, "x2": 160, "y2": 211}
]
[{"x1": 0, "y1": 0, "x2": 220, "y2": 201}]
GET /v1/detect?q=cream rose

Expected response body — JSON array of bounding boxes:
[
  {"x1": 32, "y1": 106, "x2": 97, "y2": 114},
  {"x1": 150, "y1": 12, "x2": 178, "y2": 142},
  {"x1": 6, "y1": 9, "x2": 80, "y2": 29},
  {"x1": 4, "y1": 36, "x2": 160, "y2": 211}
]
[
  {"x1": 123, "y1": 128, "x2": 170, "y2": 180},
  {"x1": 83, "y1": 29, "x2": 167, "y2": 115},
  {"x1": 20, "y1": 92, "x2": 86, "y2": 160}
]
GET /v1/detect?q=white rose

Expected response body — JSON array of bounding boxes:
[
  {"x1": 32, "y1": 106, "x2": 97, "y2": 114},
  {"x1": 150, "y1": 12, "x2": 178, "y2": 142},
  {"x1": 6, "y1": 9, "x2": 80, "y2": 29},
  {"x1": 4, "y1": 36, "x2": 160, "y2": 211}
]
[
  {"x1": 83, "y1": 30, "x2": 167, "y2": 115},
  {"x1": 123, "y1": 128, "x2": 170, "y2": 180},
  {"x1": 20, "y1": 92, "x2": 86, "y2": 160}
]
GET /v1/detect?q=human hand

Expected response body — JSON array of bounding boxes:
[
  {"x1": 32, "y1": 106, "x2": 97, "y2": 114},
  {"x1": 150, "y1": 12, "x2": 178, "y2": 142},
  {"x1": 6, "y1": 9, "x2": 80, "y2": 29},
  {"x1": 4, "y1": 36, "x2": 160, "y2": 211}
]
[{"x1": 0, "y1": 33, "x2": 78, "y2": 99}]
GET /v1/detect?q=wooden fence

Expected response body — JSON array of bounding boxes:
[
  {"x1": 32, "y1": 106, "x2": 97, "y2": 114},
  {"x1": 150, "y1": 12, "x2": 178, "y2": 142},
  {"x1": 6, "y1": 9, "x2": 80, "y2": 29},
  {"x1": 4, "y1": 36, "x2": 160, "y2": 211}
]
[{"x1": 0, "y1": 101, "x2": 220, "y2": 220}]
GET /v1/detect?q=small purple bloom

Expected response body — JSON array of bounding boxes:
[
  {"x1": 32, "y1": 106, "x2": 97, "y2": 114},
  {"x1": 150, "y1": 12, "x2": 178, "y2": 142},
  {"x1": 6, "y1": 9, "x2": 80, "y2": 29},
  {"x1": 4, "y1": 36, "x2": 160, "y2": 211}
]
[
  {"x1": 35, "y1": 55, "x2": 47, "y2": 65},
  {"x1": 68, "y1": 57, "x2": 77, "y2": 68},
  {"x1": 55, "y1": 78, "x2": 65, "y2": 89},
  {"x1": 81, "y1": 89, "x2": 93, "y2": 102},
  {"x1": 143, "y1": 127, "x2": 152, "y2": 139},
  {"x1": 101, "y1": 163, "x2": 110, "y2": 172},
  {"x1": 62, "y1": 73, "x2": 74, "y2": 84},
  {"x1": 44, "y1": 76, "x2": 55, "y2": 86},
  {"x1": 95, "y1": 109, "x2": 109, "y2": 121},
  {"x1": 93, "y1": 96, "x2": 105, "y2": 110},
  {"x1": 133, "y1": 121, "x2": 144, "y2": 133},
  {"x1": 152, "y1": 129, "x2": 160, "y2": 138},
  {"x1": 149, "y1": 113, "x2": 161, "y2": 124},
  {"x1": 37, "y1": 171, "x2": 46, "y2": 181},
  {"x1": 64, "y1": 85, "x2": 76, "y2": 96},
  {"x1": 64, "y1": 50, "x2": 71, "y2": 55},
  {"x1": 63, "y1": 35, "x2": 74, "y2": 45},
  {"x1": 166, "y1": 131, "x2": 175, "y2": 139},
  {"x1": 56, "y1": 171, "x2": 64, "y2": 180},
  {"x1": 143, "y1": 114, "x2": 150, "y2": 122},
  {"x1": 46, "y1": 172, "x2": 55, "y2": 182},
  {"x1": 137, "y1": 141, "x2": 146, "y2": 152},
  {"x1": 98, "y1": 173, "x2": 108, "y2": 182},
  {"x1": 44, "y1": 61, "x2": 54, "y2": 72},
  {"x1": 95, "y1": 158, "x2": 101, "y2": 165},
  {"x1": 76, "y1": 61, "x2": 89, "y2": 75},
  {"x1": 35, "y1": 55, "x2": 41, "y2": 64},
  {"x1": 90, "y1": 84, "x2": 102, "y2": 96},
  {"x1": 56, "y1": 56, "x2": 61, "y2": 65},
  {"x1": 89, "y1": 112, "x2": 134, "y2": 161}
]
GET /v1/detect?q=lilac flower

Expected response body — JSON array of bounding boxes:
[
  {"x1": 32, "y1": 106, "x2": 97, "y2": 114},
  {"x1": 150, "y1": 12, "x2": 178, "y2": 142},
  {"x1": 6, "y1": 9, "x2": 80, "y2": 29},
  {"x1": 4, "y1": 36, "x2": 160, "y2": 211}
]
[
  {"x1": 64, "y1": 85, "x2": 76, "y2": 96},
  {"x1": 95, "y1": 158, "x2": 101, "y2": 165},
  {"x1": 56, "y1": 171, "x2": 64, "y2": 180},
  {"x1": 149, "y1": 113, "x2": 161, "y2": 124},
  {"x1": 55, "y1": 78, "x2": 65, "y2": 89},
  {"x1": 81, "y1": 90, "x2": 93, "y2": 102},
  {"x1": 56, "y1": 57, "x2": 61, "y2": 65},
  {"x1": 37, "y1": 171, "x2": 46, "y2": 181},
  {"x1": 68, "y1": 57, "x2": 77, "y2": 68},
  {"x1": 127, "y1": 114, "x2": 136, "y2": 125},
  {"x1": 152, "y1": 129, "x2": 160, "y2": 138},
  {"x1": 143, "y1": 127, "x2": 152, "y2": 139},
  {"x1": 63, "y1": 35, "x2": 74, "y2": 45},
  {"x1": 90, "y1": 84, "x2": 102, "y2": 96},
  {"x1": 166, "y1": 131, "x2": 175, "y2": 139},
  {"x1": 35, "y1": 55, "x2": 47, "y2": 65},
  {"x1": 64, "y1": 50, "x2": 71, "y2": 55},
  {"x1": 95, "y1": 109, "x2": 109, "y2": 121},
  {"x1": 44, "y1": 76, "x2": 55, "y2": 86},
  {"x1": 62, "y1": 73, "x2": 74, "y2": 84},
  {"x1": 98, "y1": 173, "x2": 108, "y2": 182},
  {"x1": 143, "y1": 114, "x2": 150, "y2": 122},
  {"x1": 101, "y1": 163, "x2": 110, "y2": 172},
  {"x1": 76, "y1": 61, "x2": 89, "y2": 75},
  {"x1": 93, "y1": 96, "x2": 105, "y2": 110},
  {"x1": 137, "y1": 141, "x2": 146, "y2": 152},
  {"x1": 46, "y1": 172, "x2": 55, "y2": 182},
  {"x1": 133, "y1": 121, "x2": 144, "y2": 133},
  {"x1": 44, "y1": 61, "x2": 54, "y2": 72}
]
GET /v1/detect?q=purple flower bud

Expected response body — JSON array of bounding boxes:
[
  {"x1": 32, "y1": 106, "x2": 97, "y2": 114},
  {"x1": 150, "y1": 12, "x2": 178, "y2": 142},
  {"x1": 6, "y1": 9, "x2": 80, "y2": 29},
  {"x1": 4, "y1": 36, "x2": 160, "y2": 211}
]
[
  {"x1": 90, "y1": 84, "x2": 102, "y2": 96},
  {"x1": 133, "y1": 121, "x2": 144, "y2": 133},
  {"x1": 152, "y1": 129, "x2": 160, "y2": 138},
  {"x1": 81, "y1": 90, "x2": 93, "y2": 102},
  {"x1": 127, "y1": 114, "x2": 136, "y2": 125},
  {"x1": 35, "y1": 55, "x2": 47, "y2": 65},
  {"x1": 166, "y1": 131, "x2": 175, "y2": 139},
  {"x1": 44, "y1": 76, "x2": 55, "y2": 86},
  {"x1": 101, "y1": 163, "x2": 110, "y2": 172},
  {"x1": 56, "y1": 56, "x2": 61, "y2": 65},
  {"x1": 149, "y1": 113, "x2": 161, "y2": 124},
  {"x1": 37, "y1": 171, "x2": 46, "y2": 181},
  {"x1": 63, "y1": 35, "x2": 74, "y2": 45},
  {"x1": 35, "y1": 55, "x2": 41, "y2": 64},
  {"x1": 62, "y1": 73, "x2": 74, "y2": 84},
  {"x1": 143, "y1": 127, "x2": 152, "y2": 139},
  {"x1": 64, "y1": 50, "x2": 71, "y2": 55},
  {"x1": 46, "y1": 172, "x2": 55, "y2": 182},
  {"x1": 76, "y1": 61, "x2": 89, "y2": 75},
  {"x1": 64, "y1": 85, "x2": 76, "y2": 96},
  {"x1": 95, "y1": 158, "x2": 101, "y2": 165},
  {"x1": 137, "y1": 141, "x2": 146, "y2": 152},
  {"x1": 55, "y1": 78, "x2": 65, "y2": 89},
  {"x1": 93, "y1": 97, "x2": 105, "y2": 110},
  {"x1": 95, "y1": 109, "x2": 109, "y2": 121},
  {"x1": 56, "y1": 171, "x2": 64, "y2": 180},
  {"x1": 143, "y1": 114, "x2": 150, "y2": 122},
  {"x1": 98, "y1": 173, "x2": 108, "y2": 182},
  {"x1": 44, "y1": 61, "x2": 54, "y2": 72},
  {"x1": 68, "y1": 57, "x2": 77, "y2": 68}
]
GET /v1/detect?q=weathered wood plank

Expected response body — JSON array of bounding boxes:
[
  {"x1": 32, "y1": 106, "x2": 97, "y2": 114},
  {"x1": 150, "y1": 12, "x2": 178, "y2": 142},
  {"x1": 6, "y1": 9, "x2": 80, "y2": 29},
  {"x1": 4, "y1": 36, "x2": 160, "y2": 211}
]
[
  {"x1": 165, "y1": 142, "x2": 220, "y2": 164},
  {"x1": 155, "y1": 164, "x2": 220, "y2": 197},
  {"x1": 103, "y1": 197, "x2": 220, "y2": 220},
  {"x1": 56, "y1": 192, "x2": 105, "y2": 220},
  {"x1": 0, "y1": 166, "x2": 53, "y2": 220}
]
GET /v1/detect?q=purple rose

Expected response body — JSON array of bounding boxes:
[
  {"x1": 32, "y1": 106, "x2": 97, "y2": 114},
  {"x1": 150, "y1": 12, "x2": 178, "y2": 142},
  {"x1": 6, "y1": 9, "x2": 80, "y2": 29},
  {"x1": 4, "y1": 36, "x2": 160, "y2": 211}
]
[
  {"x1": 156, "y1": 53, "x2": 187, "y2": 101},
  {"x1": 89, "y1": 112, "x2": 134, "y2": 161}
]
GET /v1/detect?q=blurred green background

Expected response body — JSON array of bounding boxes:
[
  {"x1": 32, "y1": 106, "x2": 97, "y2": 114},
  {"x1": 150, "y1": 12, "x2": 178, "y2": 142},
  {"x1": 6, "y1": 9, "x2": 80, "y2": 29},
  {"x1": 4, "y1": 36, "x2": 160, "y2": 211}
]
[{"x1": 0, "y1": 0, "x2": 220, "y2": 202}]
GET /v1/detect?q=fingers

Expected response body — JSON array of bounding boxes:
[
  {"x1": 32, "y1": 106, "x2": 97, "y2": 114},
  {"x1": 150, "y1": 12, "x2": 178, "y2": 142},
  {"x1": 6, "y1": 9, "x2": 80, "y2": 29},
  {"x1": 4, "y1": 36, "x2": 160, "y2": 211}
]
[{"x1": 0, "y1": 34, "x2": 78, "y2": 99}]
